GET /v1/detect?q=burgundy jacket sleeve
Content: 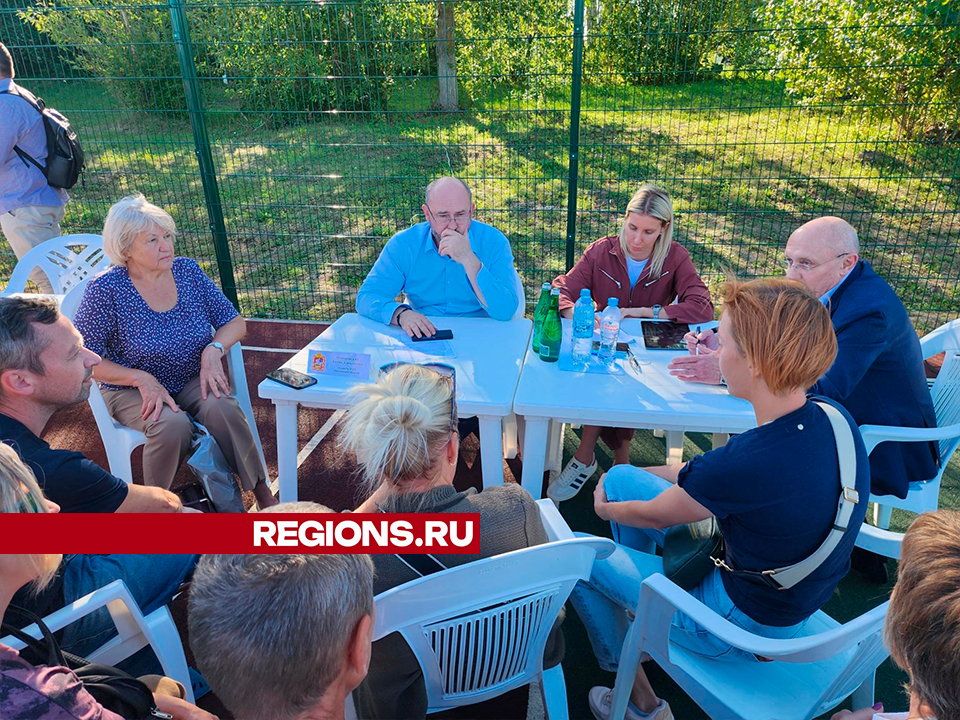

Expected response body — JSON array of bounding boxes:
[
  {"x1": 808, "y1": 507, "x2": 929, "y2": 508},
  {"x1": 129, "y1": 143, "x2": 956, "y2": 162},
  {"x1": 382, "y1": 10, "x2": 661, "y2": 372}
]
[
  {"x1": 553, "y1": 240, "x2": 604, "y2": 313},
  {"x1": 662, "y1": 245, "x2": 714, "y2": 323}
]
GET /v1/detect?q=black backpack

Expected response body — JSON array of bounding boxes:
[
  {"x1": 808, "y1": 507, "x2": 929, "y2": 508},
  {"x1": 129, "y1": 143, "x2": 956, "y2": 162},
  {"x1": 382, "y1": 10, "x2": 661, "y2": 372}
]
[{"x1": 1, "y1": 85, "x2": 85, "y2": 189}]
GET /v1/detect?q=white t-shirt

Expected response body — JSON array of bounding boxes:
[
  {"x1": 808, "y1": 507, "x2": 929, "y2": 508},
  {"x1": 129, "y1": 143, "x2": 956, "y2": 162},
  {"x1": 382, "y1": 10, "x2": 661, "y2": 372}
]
[{"x1": 626, "y1": 257, "x2": 648, "y2": 288}]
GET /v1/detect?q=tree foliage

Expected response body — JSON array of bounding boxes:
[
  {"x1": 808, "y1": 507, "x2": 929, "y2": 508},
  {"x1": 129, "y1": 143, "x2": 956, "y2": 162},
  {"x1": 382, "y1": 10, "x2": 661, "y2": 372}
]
[{"x1": 761, "y1": 0, "x2": 960, "y2": 138}]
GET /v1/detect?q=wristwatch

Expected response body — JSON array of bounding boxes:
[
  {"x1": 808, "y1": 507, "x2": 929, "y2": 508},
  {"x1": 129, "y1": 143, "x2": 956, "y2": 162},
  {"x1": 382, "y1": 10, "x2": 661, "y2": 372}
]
[
  {"x1": 652, "y1": 304, "x2": 662, "y2": 320},
  {"x1": 394, "y1": 304, "x2": 413, "y2": 324},
  {"x1": 206, "y1": 341, "x2": 225, "y2": 356}
]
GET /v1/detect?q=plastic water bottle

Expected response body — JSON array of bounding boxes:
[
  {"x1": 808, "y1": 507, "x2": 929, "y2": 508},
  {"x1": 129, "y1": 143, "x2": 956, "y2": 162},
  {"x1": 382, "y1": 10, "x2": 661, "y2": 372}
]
[
  {"x1": 598, "y1": 297, "x2": 621, "y2": 366},
  {"x1": 531, "y1": 282, "x2": 552, "y2": 352},
  {"x1": 571, "y1": 288, "x2": 594, "y2": 368}
]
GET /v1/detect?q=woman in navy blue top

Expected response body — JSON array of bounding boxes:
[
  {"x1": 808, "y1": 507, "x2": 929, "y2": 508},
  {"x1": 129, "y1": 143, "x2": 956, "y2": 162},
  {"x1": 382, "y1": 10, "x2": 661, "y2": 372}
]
[
  {"x1": 571, "y1": 278, "x2": 870, "y2": 720},
  {"x1": 74, "y1": 194, "x2": 277, "y2": 508}
]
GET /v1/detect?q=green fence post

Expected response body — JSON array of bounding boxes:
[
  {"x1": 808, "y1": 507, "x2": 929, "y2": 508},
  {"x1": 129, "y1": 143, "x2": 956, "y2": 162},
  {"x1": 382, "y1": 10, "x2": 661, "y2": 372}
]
[
  {"x1": 168, "y1": 0, "x2": 239, "y2": 309},
  {"x1": 564, "y1": 0, "x2": 586, "y2": 271}
]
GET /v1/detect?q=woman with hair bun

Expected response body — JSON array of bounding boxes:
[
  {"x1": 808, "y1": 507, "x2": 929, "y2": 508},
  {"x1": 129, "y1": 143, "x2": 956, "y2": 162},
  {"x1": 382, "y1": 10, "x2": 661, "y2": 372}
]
[{"x1": 342, "y1": 363, "x2": 553, "y2": 720}]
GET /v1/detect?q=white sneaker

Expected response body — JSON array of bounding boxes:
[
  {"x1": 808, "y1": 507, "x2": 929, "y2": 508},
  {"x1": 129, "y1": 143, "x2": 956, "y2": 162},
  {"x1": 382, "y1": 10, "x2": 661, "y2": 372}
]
[
  {"x1": 547, "y1": 455, "x2": 598, "y2": 502},
  {"x1": 588, "y1": 687, "x2": 673, "y2": 720}
]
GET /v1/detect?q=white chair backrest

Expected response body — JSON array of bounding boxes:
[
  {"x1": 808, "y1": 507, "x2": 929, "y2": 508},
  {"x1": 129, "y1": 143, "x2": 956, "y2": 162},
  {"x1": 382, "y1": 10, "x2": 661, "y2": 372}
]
[
  {"x1": 59, "y1": 280, "x2": 87, "y2": 321},
  {"x1": 931, "y1": 350, "x2": 960, "y2": 461},
  {"x1": 920, "y1": 318, "x2": 960, "y2": 357},
  {"x1": 2, "y1": 234, "x2": 108, "y2": 295},
  {"x1": 373, "y1": 537, "x2": 612, "y2": 710}
]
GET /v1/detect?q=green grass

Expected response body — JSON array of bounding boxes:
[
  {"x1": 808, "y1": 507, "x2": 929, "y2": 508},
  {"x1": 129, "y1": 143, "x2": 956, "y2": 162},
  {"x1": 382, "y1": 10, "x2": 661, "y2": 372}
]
[
  {"x1": 2, "y1": 76, "x2": 956, "y2": 329},
  {"x1": 557, "y1": 426, "x2": 960, "y2": 720}
]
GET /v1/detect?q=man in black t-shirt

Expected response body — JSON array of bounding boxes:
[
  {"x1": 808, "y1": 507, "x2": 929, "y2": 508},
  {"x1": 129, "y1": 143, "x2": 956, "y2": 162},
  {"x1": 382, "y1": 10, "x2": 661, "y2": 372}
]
[
  {"x1": 0, "y1": 295, "x2": 182, "y2": 512},
  {"x1": 2, "y1": 297, "x2": 200, "y2": 664}
]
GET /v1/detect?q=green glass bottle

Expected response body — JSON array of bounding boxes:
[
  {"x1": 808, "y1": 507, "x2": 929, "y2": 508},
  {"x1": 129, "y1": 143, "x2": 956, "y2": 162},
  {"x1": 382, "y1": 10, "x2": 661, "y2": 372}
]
[
  {"x1": 538, "y1": 288, "x2": 562, "y2": 362},
  {"x1": 531, "y1": 282, "x2": 552, "y2": 351}
]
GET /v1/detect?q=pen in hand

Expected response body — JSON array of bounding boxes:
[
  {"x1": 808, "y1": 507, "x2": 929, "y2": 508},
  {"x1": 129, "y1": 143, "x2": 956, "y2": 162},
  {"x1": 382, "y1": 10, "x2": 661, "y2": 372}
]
[{"x1": 695, "y1": 325, "x2": 701, "y2": 355}]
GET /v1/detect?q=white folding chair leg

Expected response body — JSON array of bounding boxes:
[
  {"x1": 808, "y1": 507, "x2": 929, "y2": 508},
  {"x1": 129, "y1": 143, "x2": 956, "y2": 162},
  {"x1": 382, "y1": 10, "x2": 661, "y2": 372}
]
[
  {"x1": 609, "y1": 614, "x2": 645, "y2": 720},
  {"x1": 850, "y1": 671, "x2": 876, "y2": 710},
  {"x1": 664, "y1": 430, "x2": 684, "y2": 465},
  {"x1": 873, "y1": 503, "x2": 893, "y2": 529},
  {"x1": 546, "y1": 421, "x2": 564, "y2": 473},
  {"x1": 144, "y1": 606, "x2": 195, "y2": 704},
  {"x1": 502, "y1": 412, "x2": 519, "y2": 459},
  {"x1": 539, "y1": 664, "x2": 569, "y2": 720}
]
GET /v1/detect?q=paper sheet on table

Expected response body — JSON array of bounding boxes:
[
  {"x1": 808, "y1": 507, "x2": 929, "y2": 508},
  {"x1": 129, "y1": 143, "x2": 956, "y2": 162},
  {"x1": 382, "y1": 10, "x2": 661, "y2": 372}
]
[{"x1": 394, "y1": 339, "x2": 457, "y2": 361}]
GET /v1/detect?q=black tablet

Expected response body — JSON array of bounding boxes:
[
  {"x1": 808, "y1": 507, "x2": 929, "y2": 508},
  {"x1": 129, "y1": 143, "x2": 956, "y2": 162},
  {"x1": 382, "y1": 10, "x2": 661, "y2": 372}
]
[{"x1": 641, "y1": 321, "x2": 690, "y2": 350}]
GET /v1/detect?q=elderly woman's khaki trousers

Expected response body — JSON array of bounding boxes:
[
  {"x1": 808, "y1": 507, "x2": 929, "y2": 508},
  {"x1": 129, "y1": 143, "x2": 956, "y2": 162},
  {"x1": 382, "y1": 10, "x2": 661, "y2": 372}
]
[{"x1": 103, "y1": 375, "x2": 265, "y2": 491}]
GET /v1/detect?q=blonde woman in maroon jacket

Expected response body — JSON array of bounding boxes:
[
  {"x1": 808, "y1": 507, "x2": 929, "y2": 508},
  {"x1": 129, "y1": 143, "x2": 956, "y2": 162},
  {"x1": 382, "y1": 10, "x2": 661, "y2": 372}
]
[{"x1": 548, "y1": 184, "x2": 714, "y2": 503}]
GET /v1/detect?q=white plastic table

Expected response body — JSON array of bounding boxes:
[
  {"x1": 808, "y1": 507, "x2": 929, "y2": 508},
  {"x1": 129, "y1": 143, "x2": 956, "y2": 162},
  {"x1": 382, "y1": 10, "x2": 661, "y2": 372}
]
[
  {"x1": 513, "y1": 319, "x2": 757, "y2": 499},
  {"x1": 258, "y1": 313, "x2": 532, "y2": 502}
]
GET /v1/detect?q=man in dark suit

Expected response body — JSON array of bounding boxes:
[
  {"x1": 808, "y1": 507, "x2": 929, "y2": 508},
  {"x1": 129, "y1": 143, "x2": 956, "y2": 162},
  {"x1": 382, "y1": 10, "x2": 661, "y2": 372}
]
[{"x1": 669, "y1": 217, "x2": 939, "y2": 501}]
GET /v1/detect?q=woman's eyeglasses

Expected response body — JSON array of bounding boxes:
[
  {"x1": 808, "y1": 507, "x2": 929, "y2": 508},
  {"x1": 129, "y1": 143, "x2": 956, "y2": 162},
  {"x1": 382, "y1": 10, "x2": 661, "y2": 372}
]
[{"x1": 378, "y1": 362, "x2": 458, "y2": 431}]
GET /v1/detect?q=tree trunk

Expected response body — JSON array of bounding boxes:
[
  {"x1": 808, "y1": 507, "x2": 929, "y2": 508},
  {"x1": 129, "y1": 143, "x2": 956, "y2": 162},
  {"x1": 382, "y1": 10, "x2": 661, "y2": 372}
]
[{"x1": 436, "y1": 0, "x2": 459, "y2": 111}]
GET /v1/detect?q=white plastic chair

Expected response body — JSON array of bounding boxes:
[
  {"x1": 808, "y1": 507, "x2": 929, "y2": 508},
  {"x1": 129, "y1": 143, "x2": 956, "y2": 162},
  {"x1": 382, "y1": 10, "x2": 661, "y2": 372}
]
[
  {"x1": 60, "y1": 282, "x2": 269, "y2": 487},
  {"x1": 607, "y1": 573, "x2": 889, "y2": 720},
  {"x1": 370, "y1": 532, "x2": 614, "y2": 718},
  {"x1": 0, "y1": 234, "x2": 109, "y2": 296},
  {"x1": 1, "y1": 579, "x2": 194, "y2": 704},
  {"x1": 864, "y1": 331, "x2": 960, "y2": 531}
]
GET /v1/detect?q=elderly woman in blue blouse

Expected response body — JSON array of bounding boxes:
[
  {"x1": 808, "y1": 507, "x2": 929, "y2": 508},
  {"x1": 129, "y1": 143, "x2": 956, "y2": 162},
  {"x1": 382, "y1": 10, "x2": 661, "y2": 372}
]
[{"x1": 73, "y1": 194, "x2": 278, "y2": 508}]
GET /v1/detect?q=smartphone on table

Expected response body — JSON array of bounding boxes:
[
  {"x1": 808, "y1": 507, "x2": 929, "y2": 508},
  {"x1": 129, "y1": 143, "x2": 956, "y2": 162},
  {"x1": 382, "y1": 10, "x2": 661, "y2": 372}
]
[
  {"x1": 267, "y1": 367, "x2": 318, "y2": 389},
  {"x1": 411, "y1": 329, "x2": 454, "y2": 342}
]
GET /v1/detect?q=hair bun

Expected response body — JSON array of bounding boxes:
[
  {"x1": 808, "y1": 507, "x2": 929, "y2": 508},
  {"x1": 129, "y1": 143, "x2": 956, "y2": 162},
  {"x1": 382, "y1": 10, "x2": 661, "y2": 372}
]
[{"x1": 379, "y1": 394, "x2": 431, "y2": 431}]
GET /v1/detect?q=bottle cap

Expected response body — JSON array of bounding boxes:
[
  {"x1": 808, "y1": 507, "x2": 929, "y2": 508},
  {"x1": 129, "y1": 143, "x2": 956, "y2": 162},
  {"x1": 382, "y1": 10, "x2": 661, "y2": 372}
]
[
  {"x1": 608, "y1": 297, "x2": 619, "y2": 306},
  {"x1": 551, "y1": 287, "x2": 560, "y2": 295},
  {"x1": 580, "y1": 289, "x2": 591, "y2": 298},
  {"x1": 541, "y1": 282, "x2": 551, "y2": 289}
]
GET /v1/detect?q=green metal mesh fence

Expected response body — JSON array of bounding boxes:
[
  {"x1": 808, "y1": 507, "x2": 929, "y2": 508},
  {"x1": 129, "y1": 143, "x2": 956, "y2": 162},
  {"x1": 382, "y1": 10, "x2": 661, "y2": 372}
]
[{"x1": 1, "y1": 0, "x2": 957, "y2": 329}]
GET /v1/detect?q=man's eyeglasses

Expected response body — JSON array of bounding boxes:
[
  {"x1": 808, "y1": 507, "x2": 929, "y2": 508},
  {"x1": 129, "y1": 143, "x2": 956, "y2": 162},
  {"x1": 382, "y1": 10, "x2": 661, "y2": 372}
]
[
  {"x1": 425, "y1": 205, "x2": 471, "y2": 226},
  {"x1": 379, "y1": 362, "x2": 458, "y2": 431},
  {"x1": 781, "y1": 253, "x2": 849, "y2": 273}
]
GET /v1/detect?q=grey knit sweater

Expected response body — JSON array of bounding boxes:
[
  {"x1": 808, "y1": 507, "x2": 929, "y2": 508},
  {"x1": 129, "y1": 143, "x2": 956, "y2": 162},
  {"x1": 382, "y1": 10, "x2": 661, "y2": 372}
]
[
  {"x1": 355, "y1": 482, "x2": 555, "y2": 720},
  {"x1": 371, "y1": 482, "x2": 548, "y2": 594}
]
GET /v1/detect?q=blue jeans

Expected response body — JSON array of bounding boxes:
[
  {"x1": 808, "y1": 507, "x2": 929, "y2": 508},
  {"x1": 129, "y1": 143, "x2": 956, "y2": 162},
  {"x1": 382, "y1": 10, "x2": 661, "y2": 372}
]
[
  {"x1": 569, "y1": 466, "x2": 808, "y2": 671},
  {"x1": 60, "y1": 554, "x2": 200, "y2": 659}
]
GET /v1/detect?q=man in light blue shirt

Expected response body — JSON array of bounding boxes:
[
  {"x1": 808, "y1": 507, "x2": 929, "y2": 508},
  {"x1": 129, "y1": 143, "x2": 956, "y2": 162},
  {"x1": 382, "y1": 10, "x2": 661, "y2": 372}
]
[
  {"x1": 0, "y1": 43, "x2": 68, "y2": 293},
  {"x1": 356, "y1": 176, "x2": 520, "y2": 337}
]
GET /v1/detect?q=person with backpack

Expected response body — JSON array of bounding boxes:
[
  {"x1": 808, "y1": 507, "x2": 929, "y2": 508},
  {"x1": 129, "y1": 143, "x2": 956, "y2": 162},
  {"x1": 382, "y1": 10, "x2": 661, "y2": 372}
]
[{"x1": 0, "y1": 42, "x2": 81, "y2": 294}]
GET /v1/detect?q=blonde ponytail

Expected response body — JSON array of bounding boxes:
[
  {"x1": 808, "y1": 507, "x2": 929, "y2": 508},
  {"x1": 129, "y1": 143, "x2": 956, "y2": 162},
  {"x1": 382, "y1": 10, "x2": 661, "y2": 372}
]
[{"x1": 341, "y1": 364, "x2": 456, "y2": 495}]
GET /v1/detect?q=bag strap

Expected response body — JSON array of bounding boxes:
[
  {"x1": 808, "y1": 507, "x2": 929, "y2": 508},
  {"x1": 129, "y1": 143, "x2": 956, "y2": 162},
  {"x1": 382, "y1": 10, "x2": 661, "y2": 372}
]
[
  {"x1": 1, "y1": 604, "x2": 68, "y2": 668},
  {"x1": 744, "y1": 400, "x2": 860, "y2": 590},
  {"x1": 1, "y1": 86, "x2": 48, "y2": 174},
  {"x1": 395, "y1": 554, "x2": 447, "y2": 577}
]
